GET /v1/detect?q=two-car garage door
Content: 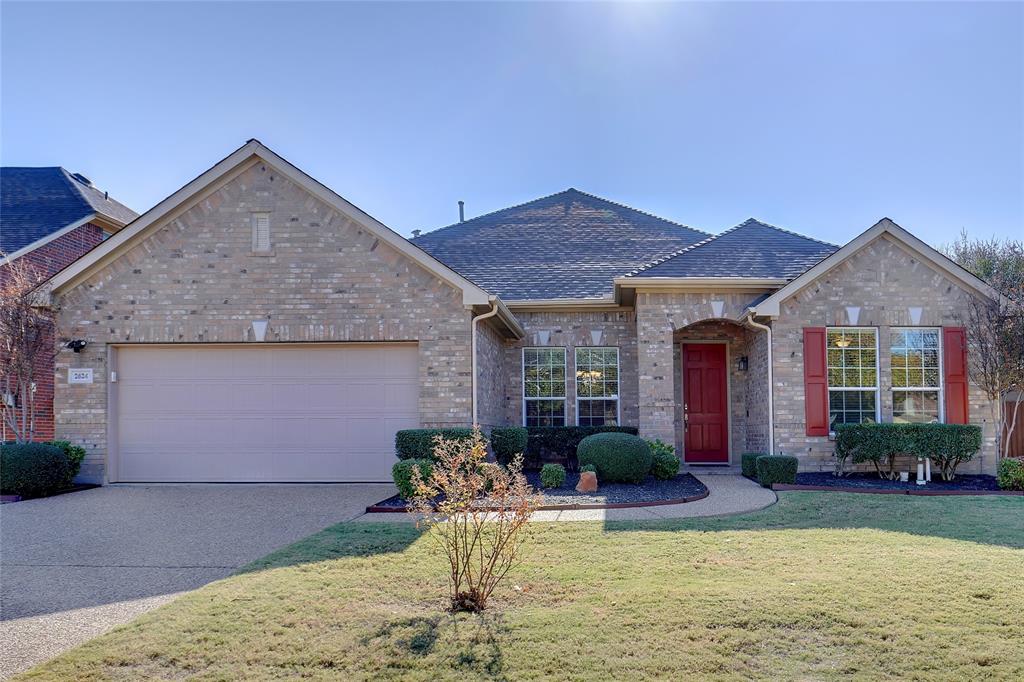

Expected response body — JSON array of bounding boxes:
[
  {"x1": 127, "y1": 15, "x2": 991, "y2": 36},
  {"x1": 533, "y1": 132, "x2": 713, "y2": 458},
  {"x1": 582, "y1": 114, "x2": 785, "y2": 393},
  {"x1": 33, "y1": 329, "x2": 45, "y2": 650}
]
[{"x1": 112, "y1": 344, "x2": 418, "y2": 482}]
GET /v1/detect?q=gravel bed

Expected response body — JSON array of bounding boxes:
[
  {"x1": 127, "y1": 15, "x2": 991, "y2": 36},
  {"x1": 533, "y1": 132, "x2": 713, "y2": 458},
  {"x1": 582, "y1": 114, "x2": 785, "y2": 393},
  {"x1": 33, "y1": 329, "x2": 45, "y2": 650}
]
[
  {"x1": 368, "y1": 473, "x2": 708, "y2": 510},
  {"x1": 791, "y1": 472, "x2": 1002, "y2": 492}
]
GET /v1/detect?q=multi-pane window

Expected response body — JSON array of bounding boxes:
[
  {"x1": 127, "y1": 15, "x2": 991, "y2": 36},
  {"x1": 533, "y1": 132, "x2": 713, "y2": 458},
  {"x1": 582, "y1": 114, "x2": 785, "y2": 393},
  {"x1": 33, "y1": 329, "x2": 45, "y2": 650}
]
[
  {"x1": 827, "y1": 328, "x2": 879, "y2": 429},
  {"x1": 891, "y1": 328, "x2": 942, "y2": 423},
  {"x1": 575, "y1": 347, "x2": 619, "y2": 426},
  {"x1": 523, "y1": 348, "x2": 566, "y2": 426}
]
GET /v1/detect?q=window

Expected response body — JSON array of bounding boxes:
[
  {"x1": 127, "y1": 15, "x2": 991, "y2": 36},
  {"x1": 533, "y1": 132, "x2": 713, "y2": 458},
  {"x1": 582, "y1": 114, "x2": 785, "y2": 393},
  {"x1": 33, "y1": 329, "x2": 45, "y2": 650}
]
[
  {"x1": 251, "y1": 212, "x2": 271, "y2": 252},
  {"x1": 523, "y1": 348, "x2": 566, "y2": 426},
  {"x1": 575, "y1": 347, "x2": 619, "y2": 426},
  {"x1": 891, "y1": 328, "x2": 942, "y2": 423},
  {"x1": 826, "y1": 328, "x2": 878, "y2": 429}
]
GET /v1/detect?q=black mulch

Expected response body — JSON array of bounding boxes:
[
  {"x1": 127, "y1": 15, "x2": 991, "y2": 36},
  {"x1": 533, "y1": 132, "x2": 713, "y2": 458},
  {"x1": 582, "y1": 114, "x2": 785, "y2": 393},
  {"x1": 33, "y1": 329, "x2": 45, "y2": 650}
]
[
  {"x1": 368, "y1": 473, "x2": 708, "y2": 510},
  {"x1": 791, "y1": 472, "x2": 1002, "y2": 492}
]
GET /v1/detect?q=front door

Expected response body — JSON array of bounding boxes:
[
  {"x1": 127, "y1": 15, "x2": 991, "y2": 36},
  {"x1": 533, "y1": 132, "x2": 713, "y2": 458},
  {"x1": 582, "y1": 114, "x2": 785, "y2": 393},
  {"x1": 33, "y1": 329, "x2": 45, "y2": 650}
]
[{"x1": 682, "y1": 343, "x2": 729, "y2": 463}]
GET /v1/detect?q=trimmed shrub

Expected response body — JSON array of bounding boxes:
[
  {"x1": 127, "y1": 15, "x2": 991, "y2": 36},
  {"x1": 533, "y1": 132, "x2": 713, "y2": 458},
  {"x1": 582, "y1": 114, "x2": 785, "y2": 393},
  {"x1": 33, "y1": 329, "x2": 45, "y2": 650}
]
[
  {"x1": 392, "y1": 458, "x2": 433, "y2": 500},
  {"x1": 525, "y1": 426, "x2": 639, "y2": 468},
  {"x1": 395, "y1": 428, "x2": 475, "y2": 461},
  {"x1": 48, "y1": 440, "x2": 86, "y2": 488},
  {"x1": 755, "y1": 455, "x2": 798, "y2": 488},
  {"x1": 910, "y1": 423, "x2": 982, "y2": 481},
  {"x1": 580, "y1": 464, "x2": 597, "y2": 474},
  {"x1": 647, "y1": 440, "x2": 679, "y2": 480},
  {"x1": 834, "y1": 423, "x2": 983, "y2": 481},
  {"x1": 0, "y1": 443, "x2": 72, "y2": 499},
  {"x1": 997, "y1": 458, "x2": 1024, "y2": 491},
  {"x1": 741, "y1": 452, "x2": 765, "y2": 479},
  {"x1": 577, "y1": 433, "x2": 652, "y2": 484},
  {"x1": 540, "y1": 463, "x2": 566, "y2": 489},
  {"x1": 490, "y1": 427, "x2": 528, "y2": 465}
]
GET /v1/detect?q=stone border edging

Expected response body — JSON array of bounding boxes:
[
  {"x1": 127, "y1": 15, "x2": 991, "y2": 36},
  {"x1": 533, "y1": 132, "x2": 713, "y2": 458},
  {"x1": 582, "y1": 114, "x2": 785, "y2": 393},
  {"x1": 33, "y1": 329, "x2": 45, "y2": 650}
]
[
  {"x1": 772, "y1": 483, "x2": 1023, "y2": 497},
  {"x1": 365, "y1": 487, "x2": 710, "y2": 514}
]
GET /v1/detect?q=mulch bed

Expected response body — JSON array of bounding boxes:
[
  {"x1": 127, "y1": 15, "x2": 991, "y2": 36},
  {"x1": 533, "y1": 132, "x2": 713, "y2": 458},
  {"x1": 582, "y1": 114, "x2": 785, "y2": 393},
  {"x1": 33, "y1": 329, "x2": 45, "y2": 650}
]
[
  {"x1": 772, "y1": 472, "x2": 1021, "y2": 496},
  {"x1": 366, "y1": 473, "x2": 709, "y2": 512},
  {"x1": 0, "y1": 483, "x2": 101, "y2": 504}
]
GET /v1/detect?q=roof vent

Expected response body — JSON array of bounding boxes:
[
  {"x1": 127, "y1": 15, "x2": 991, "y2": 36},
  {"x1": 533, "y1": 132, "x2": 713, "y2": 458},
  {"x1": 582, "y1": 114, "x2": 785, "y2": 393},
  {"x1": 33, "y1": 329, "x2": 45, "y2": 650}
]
[
  {"x1": 411, "y1": 229, "x2": 422, "y2": 238},
  {"x1": 71, "y1": 172, "x2": 92, "y2": 186},
  {"x1": 458, "y1": 200, "x2": 465, "y2": 223}
]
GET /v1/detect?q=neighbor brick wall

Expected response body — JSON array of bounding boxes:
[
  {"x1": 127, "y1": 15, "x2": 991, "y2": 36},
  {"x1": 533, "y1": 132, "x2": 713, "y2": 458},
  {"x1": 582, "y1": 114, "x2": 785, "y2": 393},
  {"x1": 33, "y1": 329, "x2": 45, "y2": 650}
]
[
  {"x1": 0, "y1": 223, "x2": 106, "y2": 442},
  {"x1": 474, "y1": 318, "x2": 506, "y2": 432},
  {"x1": 52, "y1": 165, "x2": 474, "y2": 482},
  {"x1": 771, "y1": 233, "x2": 999, "y2": 474}
]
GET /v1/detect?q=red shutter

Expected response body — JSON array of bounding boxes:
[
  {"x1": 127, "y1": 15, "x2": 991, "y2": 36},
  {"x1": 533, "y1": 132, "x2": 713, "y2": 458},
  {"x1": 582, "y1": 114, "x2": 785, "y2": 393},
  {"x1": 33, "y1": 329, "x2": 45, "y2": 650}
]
[
  {"x1": 803, "y1": 327, "x2": 829, "y2": 436},
  {"x1": 943, "y1": 327, "x2": 969, "y2": 424}
]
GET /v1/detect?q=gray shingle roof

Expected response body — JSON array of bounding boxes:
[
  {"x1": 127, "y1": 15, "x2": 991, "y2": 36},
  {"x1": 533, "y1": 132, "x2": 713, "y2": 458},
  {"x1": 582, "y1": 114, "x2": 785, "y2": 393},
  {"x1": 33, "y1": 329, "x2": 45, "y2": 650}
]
[
  {"x1": 1, "y1": 167, "x2": 137, "y2": 253},
  {"x1": 628, "y1": 218, "x2": 838, "y2": 280},
  {"x1": 412, "y1": 188, "x2": 709, "y2": 299}
]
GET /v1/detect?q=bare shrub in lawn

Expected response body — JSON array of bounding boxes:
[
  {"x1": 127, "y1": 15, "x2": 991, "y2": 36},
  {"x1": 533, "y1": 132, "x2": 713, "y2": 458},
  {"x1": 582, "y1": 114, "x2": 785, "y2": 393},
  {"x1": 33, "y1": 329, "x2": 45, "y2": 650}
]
[{"x1": 408, "y1": 428, "x2": 542, "y2": 613}]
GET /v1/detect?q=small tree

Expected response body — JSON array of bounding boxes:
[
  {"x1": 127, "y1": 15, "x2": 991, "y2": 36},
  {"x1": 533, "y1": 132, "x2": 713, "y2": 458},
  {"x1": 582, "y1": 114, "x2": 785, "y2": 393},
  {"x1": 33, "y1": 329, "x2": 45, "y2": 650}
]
[
  {"x1": 408, "y1": 428, "x2": 541, "y2": 612},
  {"x1": 0, "y1": 257, "x2": 56, "y2": 443},
  {"x1": 944, "y1": 232, "x2": 1024, "y2": 460}
]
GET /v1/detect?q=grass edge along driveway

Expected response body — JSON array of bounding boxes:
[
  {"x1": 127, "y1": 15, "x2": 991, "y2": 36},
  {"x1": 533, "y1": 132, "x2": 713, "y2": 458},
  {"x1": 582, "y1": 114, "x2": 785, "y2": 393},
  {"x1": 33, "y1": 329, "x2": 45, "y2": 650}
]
[{"x1": 17, "y1": 492, "x2": 1024, "y2": 681}]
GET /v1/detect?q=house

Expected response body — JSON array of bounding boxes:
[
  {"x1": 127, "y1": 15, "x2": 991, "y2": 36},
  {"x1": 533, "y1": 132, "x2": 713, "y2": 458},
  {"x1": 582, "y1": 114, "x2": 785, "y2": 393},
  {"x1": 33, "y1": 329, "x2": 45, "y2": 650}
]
[
  {"x1": 1, "y1": 167, "x2": 137, "y2": 441},
  {"x1": 38, "y1": 141, "x2": 999, "y2": 484}
]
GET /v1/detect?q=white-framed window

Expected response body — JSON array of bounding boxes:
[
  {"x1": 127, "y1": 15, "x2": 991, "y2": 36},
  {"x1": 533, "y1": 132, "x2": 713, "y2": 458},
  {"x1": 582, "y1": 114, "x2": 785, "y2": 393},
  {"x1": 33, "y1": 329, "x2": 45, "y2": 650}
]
[
  {"x1": 523, "y1": 347, "x2": 566, "y2": 427},
  {"x1": 251, "y1": 212, "x2": 271, "y2": 252},
  {"x1": 575, "y1": 347, "x2": 619, "y2": 426},
  {"x1": 890, "y1": 328, "x2": 943, "y2": 423},
  {"x1": 827, "y1": 327, "x2": 879, "y2": 429}
]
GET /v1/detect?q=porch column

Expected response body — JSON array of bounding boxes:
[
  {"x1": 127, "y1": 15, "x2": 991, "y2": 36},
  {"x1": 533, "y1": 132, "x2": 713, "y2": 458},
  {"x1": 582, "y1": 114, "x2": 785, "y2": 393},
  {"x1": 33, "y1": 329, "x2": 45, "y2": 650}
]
[{"x1": 637, "y1": 306, "x2": 676, "y2": 443}]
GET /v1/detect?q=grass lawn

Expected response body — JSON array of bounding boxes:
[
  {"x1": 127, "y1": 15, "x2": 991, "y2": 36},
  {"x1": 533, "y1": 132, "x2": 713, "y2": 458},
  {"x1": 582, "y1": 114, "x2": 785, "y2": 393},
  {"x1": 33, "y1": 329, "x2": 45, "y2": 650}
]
[{"x1": 19, "y1": 492, "x2": 1024, "y2": 681}]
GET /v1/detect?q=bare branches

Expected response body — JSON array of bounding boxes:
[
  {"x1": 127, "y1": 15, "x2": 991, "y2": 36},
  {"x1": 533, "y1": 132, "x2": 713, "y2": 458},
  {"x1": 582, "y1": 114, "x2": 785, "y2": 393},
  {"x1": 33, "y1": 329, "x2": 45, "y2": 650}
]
[
  {"x1": 408, "y1": 429, "x2": 542, "y2": 612},
  {"x1": 0, "y1": 257, "x2": 56, "y2": 443}
]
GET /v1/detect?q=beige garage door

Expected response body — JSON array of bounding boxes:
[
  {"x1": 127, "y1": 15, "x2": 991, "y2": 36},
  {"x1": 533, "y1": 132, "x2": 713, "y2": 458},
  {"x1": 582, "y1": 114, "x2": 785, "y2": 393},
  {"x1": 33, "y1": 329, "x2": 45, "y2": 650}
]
[{"x1": 113, "y1": 344, "x2": 418, "y2": 482}]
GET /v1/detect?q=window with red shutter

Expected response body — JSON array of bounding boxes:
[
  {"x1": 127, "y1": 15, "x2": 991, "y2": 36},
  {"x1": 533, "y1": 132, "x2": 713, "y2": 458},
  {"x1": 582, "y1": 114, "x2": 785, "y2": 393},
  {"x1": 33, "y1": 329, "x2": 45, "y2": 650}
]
[
  {"x1": 943, "y1": 327, "x2": 969, "y2": 424},
  {"x1": 803, "y1": 327, "x2": 829, "y2": 436}
]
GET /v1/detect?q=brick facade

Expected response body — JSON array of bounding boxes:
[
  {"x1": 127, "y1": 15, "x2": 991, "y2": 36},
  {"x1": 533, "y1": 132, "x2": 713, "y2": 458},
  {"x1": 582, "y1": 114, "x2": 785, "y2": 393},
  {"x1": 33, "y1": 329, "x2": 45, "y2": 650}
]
[
  {"x1": 1, "y1": 223, "x2": 106, "y2": 442},
  {"x1": 53, "y1": 164, "x2": 475, "y2": 482}
]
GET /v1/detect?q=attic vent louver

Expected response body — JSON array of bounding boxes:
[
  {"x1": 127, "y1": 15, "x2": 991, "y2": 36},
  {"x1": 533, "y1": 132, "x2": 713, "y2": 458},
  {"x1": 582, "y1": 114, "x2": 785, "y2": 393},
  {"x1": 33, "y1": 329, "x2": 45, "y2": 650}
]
[{"x1": 252, "y1": 213, "x2": 271, "y2": 252}]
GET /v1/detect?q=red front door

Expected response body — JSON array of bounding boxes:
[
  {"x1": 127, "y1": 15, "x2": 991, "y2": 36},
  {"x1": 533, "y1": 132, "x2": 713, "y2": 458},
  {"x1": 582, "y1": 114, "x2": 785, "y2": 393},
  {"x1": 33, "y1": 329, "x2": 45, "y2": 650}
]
[{"x1": 682, "y1": 343, "x2": 729, "y2": 463}]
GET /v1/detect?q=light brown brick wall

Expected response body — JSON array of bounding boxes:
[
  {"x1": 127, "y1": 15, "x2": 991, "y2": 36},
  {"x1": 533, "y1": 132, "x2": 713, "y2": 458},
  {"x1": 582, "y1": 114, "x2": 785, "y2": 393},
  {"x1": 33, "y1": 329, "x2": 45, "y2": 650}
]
[
  {"x1": 771, "y1": 233, "x2": 998, "y2": 474},
  {"x1": 474, "y1": 318, "x2": 506, "y2": 431},
  {"x1": 53, "y1": 164, "x2": 473, "y2": 482},
  {"x1": 502, "y1": 310, "x2": 639, "y2": 428}
]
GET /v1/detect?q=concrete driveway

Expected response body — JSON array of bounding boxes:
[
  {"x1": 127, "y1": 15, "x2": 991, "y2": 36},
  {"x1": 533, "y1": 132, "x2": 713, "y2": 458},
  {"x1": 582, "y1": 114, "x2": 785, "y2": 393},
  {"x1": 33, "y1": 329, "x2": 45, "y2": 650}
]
[{"x1": 0, "y1": 483, "x2": 393, "y2": 679}]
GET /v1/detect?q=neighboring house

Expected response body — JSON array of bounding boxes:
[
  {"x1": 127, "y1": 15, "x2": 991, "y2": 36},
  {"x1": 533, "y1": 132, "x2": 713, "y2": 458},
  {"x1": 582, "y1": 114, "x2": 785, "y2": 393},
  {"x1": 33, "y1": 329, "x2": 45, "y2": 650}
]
[
  {"x1": 37, "y1": 141, "x2": 1000, "y2": 484},
  {"x1": 1, "y1": 167, "x2": 137, "y2": 441}
]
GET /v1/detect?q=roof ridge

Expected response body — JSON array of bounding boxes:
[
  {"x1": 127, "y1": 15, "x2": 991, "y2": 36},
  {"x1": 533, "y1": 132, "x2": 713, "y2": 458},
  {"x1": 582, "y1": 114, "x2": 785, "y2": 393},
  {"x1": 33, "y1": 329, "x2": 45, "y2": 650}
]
[
  {"x1": 741, "y1": 217, "x2": 839, "y2": 249},
  {"x1": 414, "y1": 187, "x2": 711, "y2": 241},
  {"x1": 625, "y1": 223, "x2": 746, "y2": 276},
  {"x1": 57, "y1": 168, "x2": 96, "y2": 215}
]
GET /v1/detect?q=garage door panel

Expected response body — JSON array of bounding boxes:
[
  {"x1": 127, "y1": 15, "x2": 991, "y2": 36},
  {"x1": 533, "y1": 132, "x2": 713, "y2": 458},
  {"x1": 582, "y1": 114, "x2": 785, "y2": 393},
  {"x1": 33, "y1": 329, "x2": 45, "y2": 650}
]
[{"x1": 114, "y1": 344, "x2": 419, "y2": 482}]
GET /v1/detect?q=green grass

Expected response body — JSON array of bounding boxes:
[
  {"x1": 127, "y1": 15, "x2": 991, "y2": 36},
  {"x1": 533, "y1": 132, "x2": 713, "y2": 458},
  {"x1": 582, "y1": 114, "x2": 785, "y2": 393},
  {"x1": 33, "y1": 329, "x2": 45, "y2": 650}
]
[{"x1": 19, "y1": 493, "x2": 1024, "y2": 681}]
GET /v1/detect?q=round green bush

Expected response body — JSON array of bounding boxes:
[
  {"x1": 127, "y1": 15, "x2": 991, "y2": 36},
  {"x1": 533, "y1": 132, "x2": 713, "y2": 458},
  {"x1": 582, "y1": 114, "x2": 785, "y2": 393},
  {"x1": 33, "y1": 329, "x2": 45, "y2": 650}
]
[
  {"x1": 997, "y1": 458, "x2": 1024, "y2": 491},
  {"x1": 540, "y1": 463, "x2": 566, "y2": 489},
  {"x1": 650, "y1": 450, "x2": 680, "y2": 480},
  {"x1": 577, "y1": 433, "x2": 652, "y2": 484},
  {"x1": 392, "y1": 458, "x2": 433, "y2": 500},
  {"x1": 0, "y1": 443, "x2": 72, "y2": 499},
  {"x1": 741, "y1": 452, "x2": 765, "y2": 479}
]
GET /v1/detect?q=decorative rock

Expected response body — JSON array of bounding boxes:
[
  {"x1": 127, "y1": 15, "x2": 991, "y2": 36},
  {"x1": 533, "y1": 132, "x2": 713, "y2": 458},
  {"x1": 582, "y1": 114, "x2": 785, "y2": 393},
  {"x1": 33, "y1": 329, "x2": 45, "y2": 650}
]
[{"x1": 576, "y1": 471, "x2": 598, "y2": 493}]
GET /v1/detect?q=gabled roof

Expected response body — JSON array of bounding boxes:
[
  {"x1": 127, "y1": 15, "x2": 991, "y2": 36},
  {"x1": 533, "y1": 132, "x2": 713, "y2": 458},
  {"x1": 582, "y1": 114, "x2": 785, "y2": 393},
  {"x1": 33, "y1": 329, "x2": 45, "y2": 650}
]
[
  {"x1": 627, "y1": 218, "x2": 838, "y2": 280},
  {"x1": 751, "y1": 218, "x2": 1001, "y2": 316},
  {"x1": 412, "y1": 188, "x2": 709, "y2": 300},
  {"x1": 1, "y1": 167, "x2": 137, "y2": 254}
]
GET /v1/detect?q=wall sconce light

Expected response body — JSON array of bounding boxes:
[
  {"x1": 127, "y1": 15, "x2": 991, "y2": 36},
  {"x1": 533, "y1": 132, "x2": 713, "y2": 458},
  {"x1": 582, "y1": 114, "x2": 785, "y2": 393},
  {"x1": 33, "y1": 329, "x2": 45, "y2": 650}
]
[
  {"x1": 737, "y1": 356, "x2": 749, "y2": 372},
  {"x1": 65, "y1": 339, "x2": 88, "y2": 353}
]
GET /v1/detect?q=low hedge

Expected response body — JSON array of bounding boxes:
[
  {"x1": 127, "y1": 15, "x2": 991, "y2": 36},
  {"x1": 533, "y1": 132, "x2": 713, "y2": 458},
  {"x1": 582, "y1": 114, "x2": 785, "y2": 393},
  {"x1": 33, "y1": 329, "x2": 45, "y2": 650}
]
[
  {"x1": 647, "y1": 440, "x2": 680, "y2": 480},
  {"x1": 997, "y1": 458, "x2": 1024, "y2": 491},
  {"x1": 577, "y1": 432, "x2": 652, "y2": 484},
  {"x1": 540, "y1": 463, "x2": 566, "y2": 489},
  {"x1": 741, "y1": 452, "x2": 765, "y2": 479},
  {"x1": 755, "y1": 455, "x2": 798, "y2": 488},
  {"x1": 395, "y1": 428, "x2": 475, "y2": 461},
  {"x1": 490, "y1": 427, "x2": 528, "y2": 465},
  {"x1": 48, "y1": 440, "x2": 86, "y2": 488},
  {"x1": 834, "y1": 423, "x2": 983, "y2": 480},
  {"x1": 0, "y1": 443, "x2": 72, "y2": 499},
  {"x1": 525, "y1": 426, "x2": 639, "y2": 468},
  {"x1": 392, "y1": 458, "x2": 433, "y2": 499}
]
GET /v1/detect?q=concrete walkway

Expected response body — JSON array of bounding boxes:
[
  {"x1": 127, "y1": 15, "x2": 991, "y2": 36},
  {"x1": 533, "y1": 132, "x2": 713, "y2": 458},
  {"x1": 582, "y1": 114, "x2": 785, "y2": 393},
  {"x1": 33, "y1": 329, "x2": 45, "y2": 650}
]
[
  {"x1": 356, "y1": 473, "x2": 776, "y2": 523},
  {"x1": 0, "y1": 483, "x2": 393, "y2": 680}
]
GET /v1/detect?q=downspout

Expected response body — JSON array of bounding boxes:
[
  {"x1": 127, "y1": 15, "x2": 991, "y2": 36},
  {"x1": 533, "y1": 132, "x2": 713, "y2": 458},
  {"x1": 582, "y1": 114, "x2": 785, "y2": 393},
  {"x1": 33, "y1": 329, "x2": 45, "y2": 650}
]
[
  {"x1": 471, "y1": 298, "x2": 500, "y2": 428},
  {"x1": 745, "y1": 312, "x2": 775, "y2": 456}
]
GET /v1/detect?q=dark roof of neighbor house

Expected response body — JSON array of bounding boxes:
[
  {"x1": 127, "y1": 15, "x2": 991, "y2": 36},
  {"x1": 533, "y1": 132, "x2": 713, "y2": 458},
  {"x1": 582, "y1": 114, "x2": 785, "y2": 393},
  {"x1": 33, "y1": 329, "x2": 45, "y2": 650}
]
[
  {"x1": 1, "y1": 167, "x2": 138, "y2": 253},
  {"x1": 628, "y1": 218, "x2": 839, "y2": 280},
  {"x1": 412, "y1": 188, "x2": 710, "y2": 299}
]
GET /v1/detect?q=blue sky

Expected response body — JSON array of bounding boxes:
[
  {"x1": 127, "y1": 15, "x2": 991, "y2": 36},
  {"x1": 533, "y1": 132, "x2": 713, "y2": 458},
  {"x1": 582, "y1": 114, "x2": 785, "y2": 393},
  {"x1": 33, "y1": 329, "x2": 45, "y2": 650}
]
[{"x1": 2, "y1": 1, "x2": 1021, "y2": 246}]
